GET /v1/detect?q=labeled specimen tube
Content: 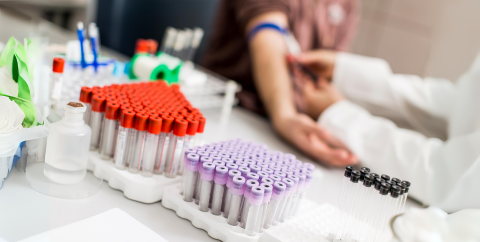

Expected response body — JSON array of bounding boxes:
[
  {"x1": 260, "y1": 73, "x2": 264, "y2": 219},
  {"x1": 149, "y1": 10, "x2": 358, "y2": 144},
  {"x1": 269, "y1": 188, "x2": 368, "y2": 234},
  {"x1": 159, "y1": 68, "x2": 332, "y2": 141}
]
[
  {"x1": 211, "y1": 166, "x2": 228, "y2": 215},
  {"x1": 257, "y1": 183, "x2": 272, "y2": 233},
  {"x1": 79, "y1": 87, "x2": 92, "y2": 125},
  {"x1": 223, "y1": 169, "x2": 241, "y2": 218},
  {"x1": 153, "y1": 115, "x2": 174, "y2": 174},
  {"x1": 227, "y1": 176, "x2": 245, "y2": 226},
  {"x1": 263, "y1": 181, "x2": 286, "y2": 229},
  {"x1": 261, "y1": 177, "x2": 274, "y2": 185},
  {"x1": 274, "y1": 178, "x2": 294, "y2": 225},
  {"x1": 245, "y1": 186, "x2": 265, "y2": 236},
  {"x1": 194, "y1": 156, "x2": 213, "y2": 204},
  {"x1": 279, "y1": 177, "x2": 297, "y2": 222},
  {"x1": 178, "y1": 118, "x2": 198, "y2": 175},
  {"x1": 141, "y1": 116, "x2": 162, "y2": 177},
  {"x1": 127, "y1": 113, "x2": 149, "y2": 174},
  {"x1": 164, "y1": 119, "x2": 188, "y2": 178},
  {"x1": 246, "y1": 172, "x2": 260, "y2": 182},
  {"x1": 193, "y1": 116, "x2": 206, "y2": 146},
  {"x1": 100, "y1": 102, "x2": 120, "y2": 160},
  {"x1": 292, "y1": 173, "x2": 306, "y2": 216},
  {"x1": 240, "y1": 179, "x2": 260, "y2": 228},
  {"x1": 199, "y1": 162, "x2": 215, "y2": 212},
  {"x1": 183, "y1": 154, "x2": 200, "y2": 202},
  {"x1": 89, "y1": 95, "x2": 106, "y2": 150},
  {"x1": 283, "y1": 174, "x2": 299, "y2": 220}
]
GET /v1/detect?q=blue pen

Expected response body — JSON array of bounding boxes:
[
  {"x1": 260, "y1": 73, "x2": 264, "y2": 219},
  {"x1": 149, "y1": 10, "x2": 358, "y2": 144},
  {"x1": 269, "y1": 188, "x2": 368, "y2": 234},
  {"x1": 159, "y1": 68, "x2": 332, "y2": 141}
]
[
  {"x1": 89, "y1": 23, "x2": 98, "y2": 72},
  {"x1": 77, "y1": 22, "x2": 86, "y2": 69}
]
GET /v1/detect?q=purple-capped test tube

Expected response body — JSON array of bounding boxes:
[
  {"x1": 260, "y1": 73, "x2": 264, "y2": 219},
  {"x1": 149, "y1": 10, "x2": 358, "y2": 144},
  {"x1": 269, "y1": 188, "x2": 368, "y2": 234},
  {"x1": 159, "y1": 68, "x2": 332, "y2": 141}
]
[
  {"x1": 211, "y1": 166, "x2": 228, "y2": 215},
  {"x1": 303, "y1": 163, "x2": 315, "y2": 171},
  {"x1": 292, "y1": 173, "x2": 306, "y2": 216},
  {"x1": 236, "y1": 161, "x2": 248, "y2": 168},
  {"x1": 194, "y1": 156, "x2": 213, "y2": 204},
  {"x1": 274, "y1": 178, "x2": 294, "y2": 224},
  {"x1": 231, "y1": 156, "x2": 243, "y2": 163},
  {"x1": 257, "y1": 183, "x2": 273, "y2": 233},
  {"x1": 199, "y1": 162, "x2": 215, "y2": 212},
  {"x1": 244, "y1": 159, "x2": 256, "y2": 166},
  {"x1": 281, "y1": 174, "x2": 299, "y2": 221},
  {"x1": 269, "y1": 174, "x2": 282, "y2": 183},
  {"x1": 227, "y1": 176, "x2": 246, "y2": 226},
  {"x1": 261, "y1": 177, "x2": 274, "y2": 185},
  {"x1": 263, "y1": 167, "x2": 274, "y2": 174},
  {"x1": 263, "y1": 181, "x2": 286, "y2": 229},
  {"x1": 246, "y1": 172, "x2": 260, "y2": 181},
  {"x1": 275, "y1": 171, "x2": 287, "y2": 178},
  {"x1": 223, "y1": 170, "x2": 241, "y2": 218},
  {"x1": 240, "y1": 179, "x2": 260, "y2": 228},
  {"x1": 222, "y1": 158, "x2": 234, "y2": 164},
  {"x1": 239, "y1": 166, "x2": 251, "y2": 177},
  {"x1": 226, "y1": 163, "x2": 238, "y2": 171},
  {"x1": 210, "y1": 154, "x2": 222, "y2": 161},
  {"x1": 213, "y1": 160, "x2": 225, "y2": 167},
  {"x1": 249, "y1": 164, "x2": 261, "y2": 173},
  {"x1": 257, "y1": 171, "x2": 269, "y2": 180},
  {"x1": 183, "y1": 154, "x2": 199, "y2": 202},
  {"x1": 245, "y1": 186, "x2": 265, "y2": 236}
]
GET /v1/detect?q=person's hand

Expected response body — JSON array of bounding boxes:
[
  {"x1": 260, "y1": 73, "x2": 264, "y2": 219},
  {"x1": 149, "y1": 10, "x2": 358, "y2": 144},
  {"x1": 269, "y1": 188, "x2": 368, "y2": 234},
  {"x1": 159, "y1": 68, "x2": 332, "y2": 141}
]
[
  {"x1": 287, "y1": 50, "x2": 337, "y2": 80},
  {"x1": 300, "y1": 77, "x2": 344, "y2": 120},
  {"x1": 272, "y1": 113, "x2": 358, "y2": 166}
]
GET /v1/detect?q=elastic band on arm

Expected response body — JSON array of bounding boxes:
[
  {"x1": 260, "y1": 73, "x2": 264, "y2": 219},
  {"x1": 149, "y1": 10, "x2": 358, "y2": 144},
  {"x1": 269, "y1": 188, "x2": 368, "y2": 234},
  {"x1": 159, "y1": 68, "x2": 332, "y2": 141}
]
[{"x1": 247, "y1": 23, "x2": 287, "y2": 41}]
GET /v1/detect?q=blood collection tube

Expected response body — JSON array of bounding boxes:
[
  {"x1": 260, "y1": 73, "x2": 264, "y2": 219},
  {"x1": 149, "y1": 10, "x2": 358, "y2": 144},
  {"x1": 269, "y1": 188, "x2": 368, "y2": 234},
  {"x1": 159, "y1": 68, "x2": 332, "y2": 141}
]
[
  {"x1": 89, "y1": 95, "x2": 106, "y2": 150},
  {"x1": 164, "y1": 119, "x2": 188, "y2": 178},
  {"x1": 261, "y1": 177, "x2": 274, "y2": 185},
  {"x1": 223, "y1": 169, "x2": 241, "y2": 218},
  {"x1": 50, "y1": 58, "x2": 65, "y2": 111},
  {"x1": 178, "y1": 118, "x2": 199, "y2": 175},
  {"x1": 141, "y1": 116, "x2": 162, "y2": 177},
  {"x1": 199, "y1": 162, "x2": 215, "y2": 212},
  {"x1": 245, "y1": 186, "x2": 264, "y2": 236},
  {"x1": 211, "y1": 166, "x2": 228, "y2": 215},
  {"x1": 249, "y1": 165, "x2": 261, "y2": 173},
  {"x1": 153, "y1": 115, "x2": 174, "y2": 174},
  {"x1": 273, "y1": 178, "x2": 294, "y2": 225},
  {"x1": 246, "y1": 172, "x2": 260, "y2": 181},
  {"x1": 240, "y1": 179, "x2": 259, "y2": 228},
  {"x1": 183, "y1": 153, "x2": 200, "y2": 202},
  {"x1": 279, "y1": 176, "x2": 298, "y2": 222},
  {"x1": 292, "y1": 173, "x2": 306, "y2": 216},
  {"x1": 195, "y1": 156, "x2": 213, "y2": 204},
  {"x1": 263, "y1": 181, "x2": 286, "y2": 229},
  {"x1": 227, "y1": 176, "x2": 246, "y2": 226},
  {"x1": 238, "y1": 167, "x2": 251, "y2": 177},
  {"x1": 257, "y1": 183, "x2": 272, "y2": 233},
  {"x1": 193, "y1": 116, "x2": 206, "y2": 146},
  {"x1": 329, "y1": 166, "x2": 355, "y2": 241},
  {"x1": 373, "y1": 183, "x2": 391, "y2": 241},
  {"x1": 100, "y1": 102, "x2": 120, "y2": 160},
  {"x1": 257, "y1": 171, "x2": 269, "y2": 180},
  {"x1": 400, "y1": 180, "x2": 411, "y2": 212},
  {"x1": 283, "y1": 174, "x2": 299, "y2": 220},
  {"x1": 79, "y1": 87, "x2": 92, "y2": 125},
  {"x1": 127, "y1": 113, "x2": 149, "y2": 174},
  {"x1": 114, "y1": 110, "x2": 135, "y2": 170}
]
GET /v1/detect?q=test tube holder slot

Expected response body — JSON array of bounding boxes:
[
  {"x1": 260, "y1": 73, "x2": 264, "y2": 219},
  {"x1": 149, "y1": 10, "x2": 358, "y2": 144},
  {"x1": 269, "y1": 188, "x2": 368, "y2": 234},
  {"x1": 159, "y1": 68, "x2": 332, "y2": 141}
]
[
  {"x1": 162, "y1": 184, "x2": 335, "y2": 242},
  {"x1": 87, "y1": 151, "x2": 182, "y2": 203}
]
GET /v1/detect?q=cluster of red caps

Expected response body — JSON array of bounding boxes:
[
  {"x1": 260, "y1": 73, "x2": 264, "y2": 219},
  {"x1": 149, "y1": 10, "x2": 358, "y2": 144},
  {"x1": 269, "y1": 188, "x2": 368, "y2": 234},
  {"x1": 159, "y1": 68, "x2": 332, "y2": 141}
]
[
  {"x1": 135, "y1": 39, "x2": 158, "y2": 55},
  {"x1": 79, "y1": 81, "x2": 206, "y2": 137}
]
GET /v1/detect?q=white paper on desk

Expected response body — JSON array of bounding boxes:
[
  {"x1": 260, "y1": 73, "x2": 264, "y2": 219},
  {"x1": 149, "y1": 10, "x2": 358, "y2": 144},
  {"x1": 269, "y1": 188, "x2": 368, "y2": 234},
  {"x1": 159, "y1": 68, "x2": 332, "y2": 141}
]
[{"x1": 18, "y1": 208, "x2": 169, "y2": 242}]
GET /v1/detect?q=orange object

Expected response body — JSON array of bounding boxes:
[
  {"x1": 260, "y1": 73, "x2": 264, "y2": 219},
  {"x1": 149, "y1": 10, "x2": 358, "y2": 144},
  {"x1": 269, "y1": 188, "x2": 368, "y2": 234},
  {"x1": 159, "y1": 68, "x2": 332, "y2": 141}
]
[
  {"x1": 196, "y1": 116, "x2": 206, "y2": 133},
  {"x1": 161, "y1": 115, "x2": 174, "y2": 133},
  {"x1": 186, "y1": 118, "x2": 199, "y2": 136},
  {"x1": 52, "y1": 58, "x2": 65, "y2": 73},
  {"x1": 121, "y1": 110, "x2": 136, "y2": 128},
  {"x1": 173, "y1": 119, "x2": 188, "y2": 137},
  {"x1": 91, "y1": 95, "x2": 106, "y2": 112},
  {"x1": 79, "y1": 87, "x2": 92, "y2": 103},
  {"x1": 147, "y1": 116, "x2": 162, "y2": 134},
  {"x1": 134, "y1": 113, "x2": 149, "y2": 131},
  {"x1": 105, "y1": 102, "x2": 120, "y2": 120}
]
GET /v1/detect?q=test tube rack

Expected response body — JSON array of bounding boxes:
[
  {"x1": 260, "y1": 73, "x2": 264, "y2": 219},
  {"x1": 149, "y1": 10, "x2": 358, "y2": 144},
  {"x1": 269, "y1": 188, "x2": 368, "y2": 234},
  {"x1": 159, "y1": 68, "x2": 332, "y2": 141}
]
[
  {"x1": 87, "y1": 151, "x2": 182, "y2": 203},
  {"x1": 162, "y1": 184, "x2": 335, "y2": 242}
]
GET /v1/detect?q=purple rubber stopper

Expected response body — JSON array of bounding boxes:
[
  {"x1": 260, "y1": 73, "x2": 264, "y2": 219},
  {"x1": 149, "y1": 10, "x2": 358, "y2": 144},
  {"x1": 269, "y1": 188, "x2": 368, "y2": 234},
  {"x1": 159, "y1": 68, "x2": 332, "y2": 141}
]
[
  {"x1": 269, "y1": 166, "x2": 282, "y2": 171},
  {"x1": 284, "y1": 153, "x2": 296, "y2": 160},
  {"x1": 283, "y1": 170, "x2": 294, "y2": 176},
  {"x1": 269, "y1": 174, "x2": 282, "y2": 182},
  {"x1": 282, "y1": 178, "x2": 294, "y2": 196},
  {"x1": 278, "y1": 164, "x2": 288, "y2": 169},
  {"x1": 249, "y1": 165, "x2": 261, "y2": 173},
  {"x1": 236, "y1": 161, "x2": 248, "y2": 167},
  {"x1": 219, "y1": 153, "x2": 230, "y2": 159},
  {"x1": 185, "y1": 148, "x2": 197, "y2": 154},
  {"x1": 185, "y1": 154, "x2": 200, "y2": 172},
  {"x1": 271, "y1": 151, "x2": 284, "y2": 156},
  {"x1": 203, "y1": 144, "x2": 214, "y2": 149},
  {"x1": 238, "y1": 167, "x2": 251, "y2": 177},
  {"x1": 257, "y1": 163, "x2": 269, "y2": 169},
  {"x1": 253, "y1": 157, "x2": 263, "y2": 164},
  {"x1": 274, "y1": 171, "x2": 287, "y2": 178},
  {"x1": 248, "y1": 186, "x2": 265, "y2": 206},
  {"x1": 261, "y1": 177, "x2": 274, "y2": 185},
  {"x1": 257, "y1": 171, "x2": 269, "y2": 179},
  {"x1": 194, "y1": 146, "x2": 206, "y2": 151},
  {"x1": 201, "y1": 162, "x2": 215, "y2": 181},
  {"x1": 244, "y1": 159, "x2": 256, "y2": 166},
  {"x1": 214, "y1": 166, "x2": 228, "y2": 185},
  {"x1": 197, "y1": 151, "x2": 209, "y2": 158},
  {"x1": 227, "y1": 170, "x2": 241, "y2": 188},
  {"x1": 288, "y1": 174, "x2": 300, "y2": 191},
  {"x1": 270, "y1": 159, "x2": 282, "y2": 164},
  {"x1": 245, "y1": 179, "x2": 260, "y2": 199},
  {"x1": 227, "y1": 151, "x2": 238, "y2": 156},
  {"x1": 231, "y1": 156, "x2": 243, "y2": 163},
  {"x1": 198, "y1": 156, "x2": 213, "y2": 174},
  {"x1": 210, "y1": 154, "x2": 222, "y2": 161},
  {"x1": 260, "y1": 183, "x2": 273, "y2": 203},
  {"x1": 237, "y1": 154, "x2": 248, "y2": 160},
  {"x1": 214, "y1": 161, "x2": 225, "y2": 167},
  {"x1": 303, "y1": 163, "x2": 315, "y2": 171},
  {"x1": 222, "y1": 158, "x2": 234, "y2": 164},
  {"x1": 246, "y1": 172, "x2": 259, "y2": 181},
  {"x1": 207, "y1": 150, "x2": 219, "y2": 156},
  {"x1": 231, "y1": 176, "x2": 245, "y2": 196},
  {"x1": 272, "y1": 181, "x2": 286, "y2": 201},
  {"x1": 226, "y1": 163, "x2": 238, "y2": 170},
  {"x1": 263, "y1": 167, "x2": 274, "y2": 174},
  {"x1": 236, "y1": 150, "x2": 246, "y2": 154}
]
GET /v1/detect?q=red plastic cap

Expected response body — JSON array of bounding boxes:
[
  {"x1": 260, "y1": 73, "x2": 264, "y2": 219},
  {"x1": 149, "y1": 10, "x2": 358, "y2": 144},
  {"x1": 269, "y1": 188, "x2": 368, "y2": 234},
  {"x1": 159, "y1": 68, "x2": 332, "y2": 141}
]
[
  {"x1": 121, "y1": 110, "x2": 136, "y2": 128},
  {"x1": 173, "y1": 119, "x2": 188, "y2": 137},
  {"x1": 196, "y1": 116, "x2": 206, "y2": 133},
  {"x1": 186, "y1": 118, "x2": 199, "y2": 136},
  {"x1": 134, "y1": 113, "x2": 149, "y2": 131},
  {"x1": 146, "y1": 111, "x2": 158, "y2": 117},
  {"x1": 79, "y1": 87, "x2": 92, "y2": 103},
  {"x1": 147, "y1": 39, "x2": 158, "y2": 54},
  {"x1": 136, "y1": 39, "x2": 149, "y2": 53},
  {"x1": 52, "y1": 58, "x2": 65, "y2": 73},
  {"x1": 161, "y1": 115, "x2": 174, "y2": 133},
  {"x1": 91, "y1": 95, "x2": 106, "y2": 112},
  {"x1": 105, "y1": 102, "x2": 120, "y2": 120},
  {"x1": 171, "y1": 114, "x2": 184, "y2": 120},
  {"x1": 147, "y1": 116, "x2": 162, "y2": 134}
]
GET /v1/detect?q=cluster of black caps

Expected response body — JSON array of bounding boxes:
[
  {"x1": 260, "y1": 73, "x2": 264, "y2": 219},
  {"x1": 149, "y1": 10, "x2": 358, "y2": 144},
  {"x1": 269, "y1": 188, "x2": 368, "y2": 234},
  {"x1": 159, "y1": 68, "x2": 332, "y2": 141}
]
[{"x1": 343, "y1": 166, "x2": 411, "y2": 198}]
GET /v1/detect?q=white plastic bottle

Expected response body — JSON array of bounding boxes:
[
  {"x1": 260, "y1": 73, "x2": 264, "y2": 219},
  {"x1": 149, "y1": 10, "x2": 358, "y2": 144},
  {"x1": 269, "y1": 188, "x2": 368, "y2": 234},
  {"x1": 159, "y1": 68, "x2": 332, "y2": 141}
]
[{"x1": 44, "y1": 102, "x2": 92, "y2": 184}]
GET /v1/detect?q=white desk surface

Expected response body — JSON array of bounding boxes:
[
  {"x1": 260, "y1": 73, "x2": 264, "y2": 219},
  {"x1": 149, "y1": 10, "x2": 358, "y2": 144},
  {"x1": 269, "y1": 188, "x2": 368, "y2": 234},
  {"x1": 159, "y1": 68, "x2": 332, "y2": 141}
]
[{"x1": 0, "y1": 7, "x2": 420, "y2": 242}]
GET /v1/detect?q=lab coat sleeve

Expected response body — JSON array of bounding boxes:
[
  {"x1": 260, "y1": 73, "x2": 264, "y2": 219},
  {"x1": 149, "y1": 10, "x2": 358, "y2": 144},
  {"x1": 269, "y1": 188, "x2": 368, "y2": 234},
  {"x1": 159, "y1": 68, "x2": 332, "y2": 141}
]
[{"x1": 332, "y1": 53, "x2": 456, "y2": 139}]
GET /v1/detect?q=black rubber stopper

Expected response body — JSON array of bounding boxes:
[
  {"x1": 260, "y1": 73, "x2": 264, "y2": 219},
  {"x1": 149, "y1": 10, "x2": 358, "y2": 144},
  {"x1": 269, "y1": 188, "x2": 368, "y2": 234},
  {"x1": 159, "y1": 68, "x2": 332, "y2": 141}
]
[
  {"x1": 363, "y1": 174, "x2": 374, "y2": 187},
  {"x1": 390, "y1": 185, "x2": 401, "y2": 198},
  {"x1": 370, "y1": 173, "x2": 380, "y2": 180},
  {"x1": 375, "y1": 178, "x2": 384, "y2": 190},
  {"x1": 397, "y1": 182, "x2": 406, "y2": 195},
  {"x1": 360, "y1": 169, "x2": 370, "y2": 181},
  {"x1": 350, "y1": 170, "x2": 361, "y2": 183},
  {"x1": 380, "y1": 183, "x2": 390, "y2": 195},
  {"x1": 392, "y1": 177, "x2": 401, "y2": 184},
  {"x1": 381, "y1": 174, "x2": 391, "y2": 181},
  {"x1": 344, "y1": 166, "x2": 355, "y2": 178},
  {"x1": 402, "y1": 180, "x2": 411, "y2": 193},
  {"x1": 361, "y1": 167, "x2": 371, "y2": 173}
]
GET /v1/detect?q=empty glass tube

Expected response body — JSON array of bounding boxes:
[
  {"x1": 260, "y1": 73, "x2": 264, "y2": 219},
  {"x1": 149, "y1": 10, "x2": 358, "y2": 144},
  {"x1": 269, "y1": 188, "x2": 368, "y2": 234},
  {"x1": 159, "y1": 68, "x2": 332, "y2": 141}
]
[
  {"x1": 128, "y1": 113, "x2": 149, "y2": 174},
  {"x1": 274, "y1": 178, "x2": 294, "y2": 225},
  {"x1": 195, "y1": 156, "x2": 213, "y2": 204},
  {"x1": 245, "y1": 186, "x2": 265, "y2": 236},
  {"x1": 164, "y1": 119, "x2": 188, "y2": 178},
  {"x1": 223, "y1": 169, "x2": 241, "y2": 218},
  {"x1": 141, "y1": 116, "x2": 162, "y2": 177},
  {"x1": 257, "y1": 183, "x2": 272, "y2": 233},
  {"x1": 227, "y1": 176, "x2": 246, "y2": 226},
  {"x1": 240, "y1": 179, "x2": 260, "y2": 228},
  {"x1": 114, "y1": 110, "x2": 135, "y2": 170},
  {"x1": 178, "y1": 118, "x2": 198, "y2": 175},
  {"x1": 100, "y1": 102, "x2": 120, "y2": 160},
  {"x1": 89, "y1": 95, "x2": 105, "y2": 151},
  {"x1": 211, "y1": 166, "x2": 228, "y2": 215},
  {"x1": 263, "y1": 181, "x2": 286, "y2": 229},
  {"x1": 153, "y1": 115, "x2": 173, "y2": 174},
  {"x1": 79, "y1": 86, "x2": 92, "y2": 125},
  {"x1": 183, "y1": 153, "x2": 200, "y2": 202},
  {"x1": 198, "y1": 162, "x2": 215, "y2": 212}
]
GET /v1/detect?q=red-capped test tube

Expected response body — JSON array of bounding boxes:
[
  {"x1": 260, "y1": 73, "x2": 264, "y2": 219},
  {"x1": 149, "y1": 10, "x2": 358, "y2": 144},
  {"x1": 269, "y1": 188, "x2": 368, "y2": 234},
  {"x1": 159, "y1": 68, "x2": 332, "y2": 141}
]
[
  {"x1": 50, "y1": 58, "x2": 65, "y2": 111},
  {"x1": 194, "y1": 117, "x2": 206, "y2": 146},
  {"x1": 90, "y1": 95, "x2": 106, "y2": 151},
  {"x1": 141, "y1": 116, "x2": 162, "y2": 177},
  {"x1": 128, "y1": 113, "x2": 149, "y2": 174},
  {"x1": 100, "y1": 102, "x2": 120, "y2": 160},
  {"x1": 178, "y1": 118, "x2": 199, "y2": 175},
  {"x1": 164, "y1": 119, "x2": 188, "y2": 178},
  {"x1": 153, "y1": 115, "x2": 174, "y2": 174},
  {"x1": 79, "y1": 87, "x2": 92, "y2": 125},
  {"x1": 114, "y1": 110, "x2": 135, "y2": 170}
]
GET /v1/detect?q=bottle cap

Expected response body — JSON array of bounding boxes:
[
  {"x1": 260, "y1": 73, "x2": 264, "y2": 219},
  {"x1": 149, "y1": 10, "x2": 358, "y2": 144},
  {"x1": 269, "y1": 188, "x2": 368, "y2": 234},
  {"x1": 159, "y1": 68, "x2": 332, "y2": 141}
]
[
  {"x1": 238, "y1": 166, "x2": 251, "y2": 177},
  {"x1": 231, "y1": 176, "x2": 246, "y2": 195},
  {"x1": 261, "y1": 177, "x2": 274, "y2": 184},
  {"x1": 350, "y1": 170, "x2": 361, "y2": 183},
  {"x1": 363, "y1": 174, "x2": 374, "y2": 187},
  {"x1": 147, "y1": 116, "x2": 162, "y2": 134},
  {"x1": 105, "y1": 102, "x2": 120, "y2": 120},
  {"x1": 121, "y1": 110, "x2": 136, "y2": 128},
  {"x1": 134, "y1": 113, "x2": 149, "y2": 131},
  {"x1": 260, "y1": 183, "x2": 273, "y2": 203},
  {"x1": 380, "y1": 183, "x2": 390, "y2": 195},
  {"x1": 250, "y1": 165, "x2": 261, "y2": 173},
  {"x1": 79, "y1": 87, "x2": 92, "y2": 103},
  {"x1": 91, "y1": 95, "x2": 106, "y2": 112},
  {"x1": 370, "y1": 173, "x2": 380, "y2": 180},
  {"x1": 246, "y1": 172, "x2": 259, "y2": 181},
  {"x1": 344, "y1": 166, "x2": 355, "y2": 177},
  {"x1": 375, "y1": 178, "x2": 385, "y2": 191},
  {"x1": 402, "y1": 180, "x2": 411, "y2": 193},
  {"x1": 161, "y1": 115, "x2": 174, "y2": 133},
  {"x1": 196, "y1": 116, "x2": 206, "y2": 133},
  {"x1": 201, "y1": 162, "x2": 215, "y2": 181},
  {"x1": 186, "y1": 118, "x2": 199, "y2": 136},
  {"x1": 392, "y1": 177, "x2": 402, "y2": 184},
  {"x1": 390, "y1": 185, "x2": 401, "y2": 198},
  {"x1": 185, "y1": 154, "x2": 200, "y2": 172},
  {"x1": 381, "y1": 174, "x2": 391, "y2": 181},
  {"x1": 173, "y1": 119, "x2": 188, "y2": 136},
  {"x1": 226, "y1": 163, "x2": 238, "y2": 171},
  {"x1": 361, "y1": 167, "x2": 371, "y2": 173},
  {"x1": 360, "y1": 169, "x2": 370, "y2": 181},
  {"x1": 52, "y1": 58, "x2": 65, "y2": 73}
]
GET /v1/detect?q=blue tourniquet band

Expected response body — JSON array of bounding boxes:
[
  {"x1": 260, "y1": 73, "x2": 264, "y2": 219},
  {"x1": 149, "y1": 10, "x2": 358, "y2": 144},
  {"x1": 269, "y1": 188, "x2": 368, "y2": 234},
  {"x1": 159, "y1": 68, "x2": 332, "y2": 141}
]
[{"x1": 247, "y1": 23, "x2": 288, "y2": 41}]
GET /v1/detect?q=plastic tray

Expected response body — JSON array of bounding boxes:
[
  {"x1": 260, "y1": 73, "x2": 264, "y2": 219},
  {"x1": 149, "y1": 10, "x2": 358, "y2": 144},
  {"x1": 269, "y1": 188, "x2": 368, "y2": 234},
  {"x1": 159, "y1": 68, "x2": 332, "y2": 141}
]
[
  {"x1": 162, "y1": 184, "x2": 335, "y2": 242},
  {"x1": 87, "y1": 151, "x2": 182, "y2": 203}
]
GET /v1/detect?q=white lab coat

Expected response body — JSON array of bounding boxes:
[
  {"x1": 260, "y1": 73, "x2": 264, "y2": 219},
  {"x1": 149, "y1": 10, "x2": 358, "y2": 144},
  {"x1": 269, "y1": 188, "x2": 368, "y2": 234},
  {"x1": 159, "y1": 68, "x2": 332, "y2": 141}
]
[{"x1": 319, "y1": 52, "x2": 480, "y2": 212}]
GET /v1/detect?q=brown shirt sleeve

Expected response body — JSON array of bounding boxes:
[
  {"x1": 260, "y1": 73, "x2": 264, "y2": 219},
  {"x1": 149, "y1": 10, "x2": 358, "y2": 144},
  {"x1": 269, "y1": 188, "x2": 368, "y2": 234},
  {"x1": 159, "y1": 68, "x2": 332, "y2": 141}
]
[{"x1": 232, "y1": 0, "x2": 291, "y2": 36}]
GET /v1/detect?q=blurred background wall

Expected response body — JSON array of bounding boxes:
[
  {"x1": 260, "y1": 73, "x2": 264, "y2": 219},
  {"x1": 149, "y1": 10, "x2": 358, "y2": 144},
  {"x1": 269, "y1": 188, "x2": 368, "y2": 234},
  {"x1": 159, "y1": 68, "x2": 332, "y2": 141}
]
[{"x1": 2, "y1": 0, "x2": 480, "y2": 81}]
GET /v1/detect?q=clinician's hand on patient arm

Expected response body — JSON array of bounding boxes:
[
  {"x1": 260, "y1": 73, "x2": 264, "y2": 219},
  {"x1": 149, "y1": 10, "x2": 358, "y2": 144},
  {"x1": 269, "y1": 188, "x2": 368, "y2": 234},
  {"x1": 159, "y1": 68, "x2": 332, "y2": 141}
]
[{"x1": 247, "y1": 13, "x2": 357, "y2": 166}]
